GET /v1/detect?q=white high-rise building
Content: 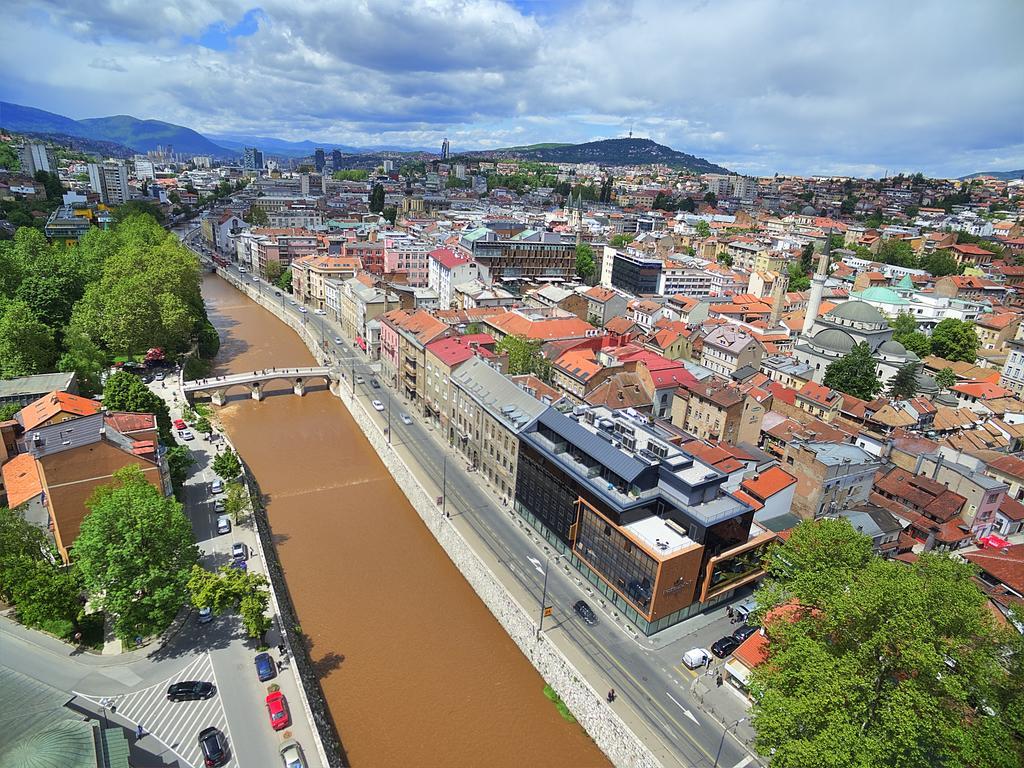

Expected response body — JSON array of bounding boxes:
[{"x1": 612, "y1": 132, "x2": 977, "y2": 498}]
[
  {"x1": 134, "y1": 159, "x2": 156, "y2": 180},
  {"x1": 18, "y1": 143, "x2": 56, "y2": 175},
  {"x1": 88, "y1": 160, "x2": 130, "y2": 205}
]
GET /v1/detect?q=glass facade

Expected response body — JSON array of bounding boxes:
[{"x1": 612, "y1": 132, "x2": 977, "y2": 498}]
[
  {"x1": 574, "y1": 502, "x2": 657, "y2": 616},
  {"x1": 514, "y1": 444, "x2": 581, "y2": 544}
]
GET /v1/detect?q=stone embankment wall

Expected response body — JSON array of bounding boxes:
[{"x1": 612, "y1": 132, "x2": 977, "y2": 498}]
[{"x1": 215, "y1": 268, "x2": 662, "y2": 768}]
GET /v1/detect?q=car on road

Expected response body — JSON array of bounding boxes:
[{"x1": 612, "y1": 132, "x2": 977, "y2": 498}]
[
  {"x1": 238, "y1": 267, "x2": 247, "y2": 273},
  {"x1": 732, "y1": 623, "x2": 759, "y2": 642},
  {"x1": 266, "y1": 691, "x2": 291, "y2": 731},
  {"x1": 255, "y1": 652, "x2": 276, "y2": 681},
  {"x1": 400, "y1": 413, "x2": 412, "y2": 425},
  {"x1": 211, "y1": 480, "x2": 224, "y2": 494},
  {"x1": 682, "y1": 648, "x2": 711, "y2": 669},
  {"x1": 314, "y1": 308, "x2": 326, "y2": 315},
  {"x1": 280, "y1": 740, "x2": 307, "y2": 768},
  {"x1": 197, "y1": 606, "x2": 213, "y2": 624},
  {"x1": 274, "y1": 290, "x2": 282, "y2": 297},
  {"x1": 371, "y1": 399, "x2": 385, "y2": 411},
  {"x1": 216, "y1": 515, "x2": 231, "y2": 535},
  {"x1": 252, "y1": 276, "x2": 259, "y2": 283},
  {"x1": 155, "y1": 371, "x2": 166, "y2": 381},
  {"x1": 711, "y1": 635, "x2": 742, "y2": 658},
  {"x1": 198, "y1": 726, "x2": 228, "y2": 767},
  {"x1": 355, "y1": 375, "x2": 364, "y2": 384},
  {"x1": 167, "y1": 680, "x2": 215, "y2": 701},
  {"x1": 574, "y1": 600, "x2": 598, "y2": 625},
  {"x1": 231, "y1": 542, "x2": 249, "y2": 560},
  {"x1": 173, "y1": 418, "x2": 187, "y2": 430},
  {"x1": 181, "y1": 429, "x2": 195, "y2": 441},
  {"x1": 370, "y1": 378, "x2": 380, "y2": 388},
  {"x1": 299, "y1": 306, "x2": 308, "y2": 313},
  {"x1": 229, "y1": 559, "x2": 248, "y2": 571},
  {"x1": 334, "y1": 337, "x2": 343, "y2": 345},
  {"x1": 213, "y1": 498, "x2": 226, "y2": 513},
  {"x1": 289, "y1": 299, "x2": 297, "y2": 305}
]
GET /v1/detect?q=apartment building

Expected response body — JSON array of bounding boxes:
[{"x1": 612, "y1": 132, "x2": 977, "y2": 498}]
[
  {"x1": 673, "y1": 379, "x2": 765, "y2": 446},
  {"x1": 450, "y1": 357, "x2": 547, "y2": 502},
  {"x1": 428, "y1": 248, "x2": 478, "y2": 309},
  {"x1": 470, "y1": 231, "x2": 575, "y2": 283},
  {"x1": 291, "y1": 254, "x2": 361, "y2": 310},
  {"x1": 384, "y1": 237, "x2": 431, "y2": 287},
  {"x1": 338, "y1": 275, "x2": 396, "y2": 357},
  {"x1": 700, "y1": 326, "x2": 765, "y2": 377},
  {"x1": 784, "y1": 441, "x2": 882, "y2": 520},
  {"x1": 379, "y1": 309, "x2": 450, "y2": 402}
]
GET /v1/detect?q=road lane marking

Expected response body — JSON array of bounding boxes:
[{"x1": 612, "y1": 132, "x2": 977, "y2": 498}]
[
  {"x1": 732, "y1": 756, "x2": 754, "y2": 768},
  {"x1": 666, "y1": 692, "x2": 700, "y2": 724}
]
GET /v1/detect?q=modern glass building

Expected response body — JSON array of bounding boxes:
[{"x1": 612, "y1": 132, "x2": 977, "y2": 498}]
[{"x1": 514, "y1": 405, "x2": 776, "y2": 635}]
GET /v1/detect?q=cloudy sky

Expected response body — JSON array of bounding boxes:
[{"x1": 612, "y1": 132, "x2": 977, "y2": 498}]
[{"x1": 2, "y1": 0, "x2": 1022, "y2": 177}]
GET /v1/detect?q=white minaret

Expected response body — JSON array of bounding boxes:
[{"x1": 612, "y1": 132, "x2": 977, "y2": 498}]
[{"x1": 801, "y1": 229, "x2": 832, "y2": 336}]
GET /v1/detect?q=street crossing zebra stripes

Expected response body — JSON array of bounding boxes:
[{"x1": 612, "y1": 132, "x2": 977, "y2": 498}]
[{"x1": 75, "y1": 653, "x2": 236, "y2": 768}]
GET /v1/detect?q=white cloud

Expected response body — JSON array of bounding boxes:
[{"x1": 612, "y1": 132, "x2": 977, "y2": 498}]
[{"x1": 1, "y1": 0, "x2": 1022, "y2": 176}]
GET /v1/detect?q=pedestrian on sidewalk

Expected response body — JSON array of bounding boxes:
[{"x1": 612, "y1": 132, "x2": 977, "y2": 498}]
[{"x1": 726, "y1": 605, "x2": 734, "y2": 620}]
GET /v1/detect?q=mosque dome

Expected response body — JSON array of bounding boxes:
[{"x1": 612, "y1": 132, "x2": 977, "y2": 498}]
[
  {"x1": 811, "y1": 328, "x2": 856, "y2": 354},
  {"x1": 826, "y1": 300, "x2": 887, "y2": 327}
]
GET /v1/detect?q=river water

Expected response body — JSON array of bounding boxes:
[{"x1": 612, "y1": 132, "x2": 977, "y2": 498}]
[{"x1": 201, "y1": 275, "x2": 608, "y2": 767}]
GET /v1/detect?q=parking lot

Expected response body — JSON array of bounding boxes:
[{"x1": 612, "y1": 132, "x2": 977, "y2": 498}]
[{"x1": 75, "y1": 653, "x2": 237, "y2": 768}]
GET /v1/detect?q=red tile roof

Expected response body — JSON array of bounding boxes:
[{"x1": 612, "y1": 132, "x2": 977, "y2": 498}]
[
  {"x1": 963, "y1": 544, "x2": 1024, "y2": 594},
  {"x1": 19, "y1": 391, "x2": 101, "y2": 431},
  {"x1": 430, "y1": 247, "x2": 471, "y2": 270},
  {"x1": 1, "y1": 453, "x2": 43, "y2": 507}
]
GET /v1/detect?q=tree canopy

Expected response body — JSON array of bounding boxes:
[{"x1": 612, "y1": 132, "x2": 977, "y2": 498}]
[
  {"x1": 575, "y1": 243, "x2": 596, "y2": 282},
  {"x1": 822, "y1": 342, "x2": 882, "y2": 400},
  {"x1": 188, "y1": 564, "x2": 272, "y2": 641},
  {"x1": 102, "y1": 369, "x2": 174, "y2": 444},
  {"x1": 787, "y1": 262, "x2": 810, "y2": 291},
  {"x1": 369, "y1": 183, "x2": 385, "y2": 213},
  {"x1": 75, "y1": 466, "x2": 198, "y2": 642},
  {"x1": 887, "y1": 361, "x2": 920, "y2": 400},
  {"x1": 930, "y1": 318, "x2": 979, "y2": 362},
  {"x1": 212, "y1": 449, "x2": 242, "y2": 480},
  {"x1": 751, "y1": 518, "x2": 1024, "y2": 768},
  {"x1": 877, "y1": 238, "x2": 918, "y2": 268},
  {"x1": 496, "y1": 335, "x2": 551, "y2": 380},
  {"x1": 695, "y1": 220, "x2": 712, "y2": 238},
  {"x1": 921, "y1": 250, "x2": 962, "y2": 277}
]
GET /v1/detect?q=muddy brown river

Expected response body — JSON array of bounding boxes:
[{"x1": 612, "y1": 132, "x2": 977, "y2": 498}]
[{"x1": 202, "y1": 275, "x2": 609, "y2": 767}]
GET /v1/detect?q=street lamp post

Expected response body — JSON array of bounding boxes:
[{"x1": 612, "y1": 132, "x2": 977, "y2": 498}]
[
  {"x1": 442, "y1": 453, "x2": 448, "y2": 518},
  {"x1": 387, "y1": 392, "x2": 392, "y2": 445},
  {"x1": 536, "y1": 553, "x2": 550, "y2": 639},
  {"x1": 714, "y1": 717, "x2": 747, "y2": 768}
]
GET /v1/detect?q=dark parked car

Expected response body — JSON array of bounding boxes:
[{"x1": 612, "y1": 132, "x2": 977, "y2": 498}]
[
  {"x1": 573, "y1": 600, "x2": 597, "y2": 626},
  {"x1": 198, "y1": 726, "x2": 228, "y2": 767},
  {"x1": 370, "y1": 378, "x2": 380, "y2": 389},
  {"x1": 255, "y1": 652, "x2": 276, "y2": 681},
  {"x1": 711, "y1": 635, "x2": 742, "y2": 658},
  {"x1": 732, "y1": 623, "x2": 759, "y2": 642},
  {"x1": 167, "y1": 680, "x2": 215, "y2": 701}
]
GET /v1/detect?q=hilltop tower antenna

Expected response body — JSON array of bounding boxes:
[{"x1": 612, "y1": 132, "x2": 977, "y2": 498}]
[{"x1": 628, "y1": 122, "x2": 633, "y2": 139}]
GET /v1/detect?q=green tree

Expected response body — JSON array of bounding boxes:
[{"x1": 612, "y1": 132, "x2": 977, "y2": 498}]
[
  {"x1": 899, "y1": 332, "x2": 931, "y2": 358},
  {"x1": 717, "y1": 253, "x2": 734, "y2": 267},
  {"x1": 113, "y1": 200, "x2": 165, "y2": 225},
  {"x1": 187, "y1": 564, "x2": 272, "y2": 641},
  {"x1": 75, "y1": 466, "x2": 199, "y2": 642},
  {"x1": 822, "y1": 342, "x2": 882, "y2": 399},
  {"x1": 213, "y1": 449, "x2": 242, "y2": 480},
  {"x1": 14, "y1": 245, "x2": 85, "y2": 334},
  {"x1": 0, "y1": 505, "x2": 52, "y2": 601},
  {"x1": 495, "y1": 335, "x2": 549, "y2": 379},
  {"x1": 197, "y1": 320, "x2": 220, "y2": 359},
  {"x1": 0, "y1": 300, "x2": 57, "y2": 377},
  {"x1": 890, "y1": 311, "x2": 918, "y2": 339},
  {"x1": 877, "y1": 238, "x2": 918, "y2": 268},
  {"x1": 382, "y1": 206, "x2": 398, "y2": 225},
  {"x1": 800, "y1": 241, "x2": 815, "y2": 273},
  {"x1": 240, "y1": 587, "x2": 272, "y2": 642},
  {"x1": 677, "y1": 196, "x2": 696, "y2": 213},
  {"x1": 369, "y1": 183, "x2": 385, "y2": 213},
  {"x1": 57, "y1": 324, "x2": 108, "y2": 397},
  {"x1": 33, "y1": 170, "x2": 64, "y2": 201},
  {"x1": 920, "y1": 250, "x2": 962, "y2": 277},
  {"x1": 332, "y1": 169, "x2": 368, "y2": 181},
  {"x1": 575, "y1": 243, "x2": 596, "y2": 282},
  {"x1": 0, "y1": 240, "x2": 23, "y2": 297},
  {"x1": 8, "y1": 557, "x2": 85, "y2": 634},
  {"x1": 751, "y1": 519, "x2": 1024, "y2": 768},
  {"x1": 609, "y1": 233, "x2": 635, "y2": 248},
  {"x1": 787, "y1": 262, "x2": 810, "y2": 291},
  {"x1": 695, "y1": 220, "x2": 712, "y2": 238},
  {"x1": 703, "y1": 191, "x2": 718, "y2": 207},
  {"x1": 887, "y1": 361, "x2": 920, "y2": 399},
  {"x1": 935, "y1": 367, "x2": 957, "y2": 391},
  {"x1": 224, "y1": 481, "x2": 249, "y2": 520},
  {"x1": 194, "y1": 416, "x2": 212, "y2": 435},
  {"x1": 265, "y1": 260, "x2": 283, "y2": 283},
  {"x1": 276, "y1": 268, "x2": 292, "y2": 293},
  {"x1": 0, "y1": 402, "x2": 21, "y2": 421},
  {"x1": 930, "y1": 318, "x2": 979, "y2": 362},
  {"x1": 102, "y1": 370, "x2": 174, "y2": 444},
  {"x1": 165, "y1": 445, "x2": 194, "y2": 493},
  {"x1": 244, "y1": 206, "x2": 268, "y2": 226}
]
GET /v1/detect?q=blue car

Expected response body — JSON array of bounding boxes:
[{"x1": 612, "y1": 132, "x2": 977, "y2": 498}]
[{"x1": 255, "y1": 652, "x2": 276, "y2": 682}]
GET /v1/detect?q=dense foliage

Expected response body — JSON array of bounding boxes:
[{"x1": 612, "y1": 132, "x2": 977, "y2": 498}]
[
  {"x1": 495, "y1": 335, "x2": 551, "y2": 380},
  {"x1": 930, "y1": 318, "x2": 980, "y2": 362},
  {"x1": 822, "y1": 342, "x2": 882, "y2": 399},
  {"x1": 75, "y1": 466, "x2": 199, "y2": 642},
  {"x1": 102, "y1": 369, "x2": 175, "y2": 444},
  {"x1": 751, "y1": 519, "x2": 1024, "y2": 768},
  {"x1": 575, "y1": 243, "x2": 596, "y2": 282},
  {"x1": 0, "y1": 215, "x2": 204, "y2": 395}
]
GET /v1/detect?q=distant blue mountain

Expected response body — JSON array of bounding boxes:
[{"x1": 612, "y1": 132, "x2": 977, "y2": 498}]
[
  {"x1": 208, "y1": 133, "x2": 432, "y2": 156},
  {"x1": 1, "y1": 100, "x2": 232, "y2": 156}
]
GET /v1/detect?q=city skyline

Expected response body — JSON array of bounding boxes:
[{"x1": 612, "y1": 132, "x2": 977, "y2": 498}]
[{"x1": 2, "y1": 0, "x2": 1022, "y2": 178}]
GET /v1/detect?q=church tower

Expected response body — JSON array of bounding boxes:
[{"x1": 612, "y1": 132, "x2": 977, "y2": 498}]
[{"x1": 801, "y1": 229, "x2": 832, "y2": 336}]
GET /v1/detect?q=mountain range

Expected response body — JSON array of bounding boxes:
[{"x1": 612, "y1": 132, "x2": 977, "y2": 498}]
[
  {"x1": 959, "y1": 169, "x2": 1024, "y2": 181},
  {"x1": 0, "y1": 100, "x2": 730, "y2": 172}
]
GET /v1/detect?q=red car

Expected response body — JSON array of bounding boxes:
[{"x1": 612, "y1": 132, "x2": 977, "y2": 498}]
[
  {"x1": 265, "y1": 691, "x2": 291, "y2": 731},
  {"x1": 173, "y1": 419, "x2": 187, "y2": 430}
]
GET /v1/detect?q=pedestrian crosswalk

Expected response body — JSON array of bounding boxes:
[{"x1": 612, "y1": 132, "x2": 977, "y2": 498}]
[{"x1": 76, "y1": 653, "x2": 235, "y2": 768}]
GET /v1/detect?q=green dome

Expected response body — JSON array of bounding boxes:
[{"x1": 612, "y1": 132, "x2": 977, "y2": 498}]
[
  {"x1": 858, "y1": 286, "x2": 909, "y2": 305},
  {"x1": 812, "y1": 328, "x2": 856, "y2": 354}
]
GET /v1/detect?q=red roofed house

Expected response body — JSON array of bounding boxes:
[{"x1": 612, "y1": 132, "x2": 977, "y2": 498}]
[
  {"x1": 428, "y1": 247, "x2": 478, "y2": 308},
  {"x1": 673, "y1": 378, "x2": 767, "y2": 445},
  {"x1": 732, "y1": 466, "x2": 798, "y2": 524},
  {"x1": 17, "y1": 391, "x2": 101, "y2": 431},
  {"x1": 609, "y1": 346, "x2": 698, "y2": 418},
  {"x1": 484, "y1": 307, "x2": 601, "y2": 344},
  {"x1": 949, "y1": 242, "x2": 995, "y2": 268},
  {"x1": 423, "y1": 334, "x2": 498, "y2": 430},
  {"x1": 379, "y1": 309, "x2": 452, "y2": 402},
  {"x1": 2, "y1": 400, "x2": 170, "y2": 562}
]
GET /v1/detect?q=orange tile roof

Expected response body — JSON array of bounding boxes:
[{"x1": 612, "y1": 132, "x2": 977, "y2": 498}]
[
  {"x1": 488, "y1": 312, "x2": 596, "y2": 341},
  {"x1": 19, "y1": 391, "x2": 101, "y2": 431},
  {"x1": 1, "y1": 452, "x2": 43, "y2": 507},
  {"x1": 741, "y1": 466, "x2": 797, "y2": 501}
]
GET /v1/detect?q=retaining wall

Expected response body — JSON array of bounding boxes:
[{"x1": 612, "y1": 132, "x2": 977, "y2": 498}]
[{"x1": 214, "y1": 268, "x2": 662, "y2": 768}]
